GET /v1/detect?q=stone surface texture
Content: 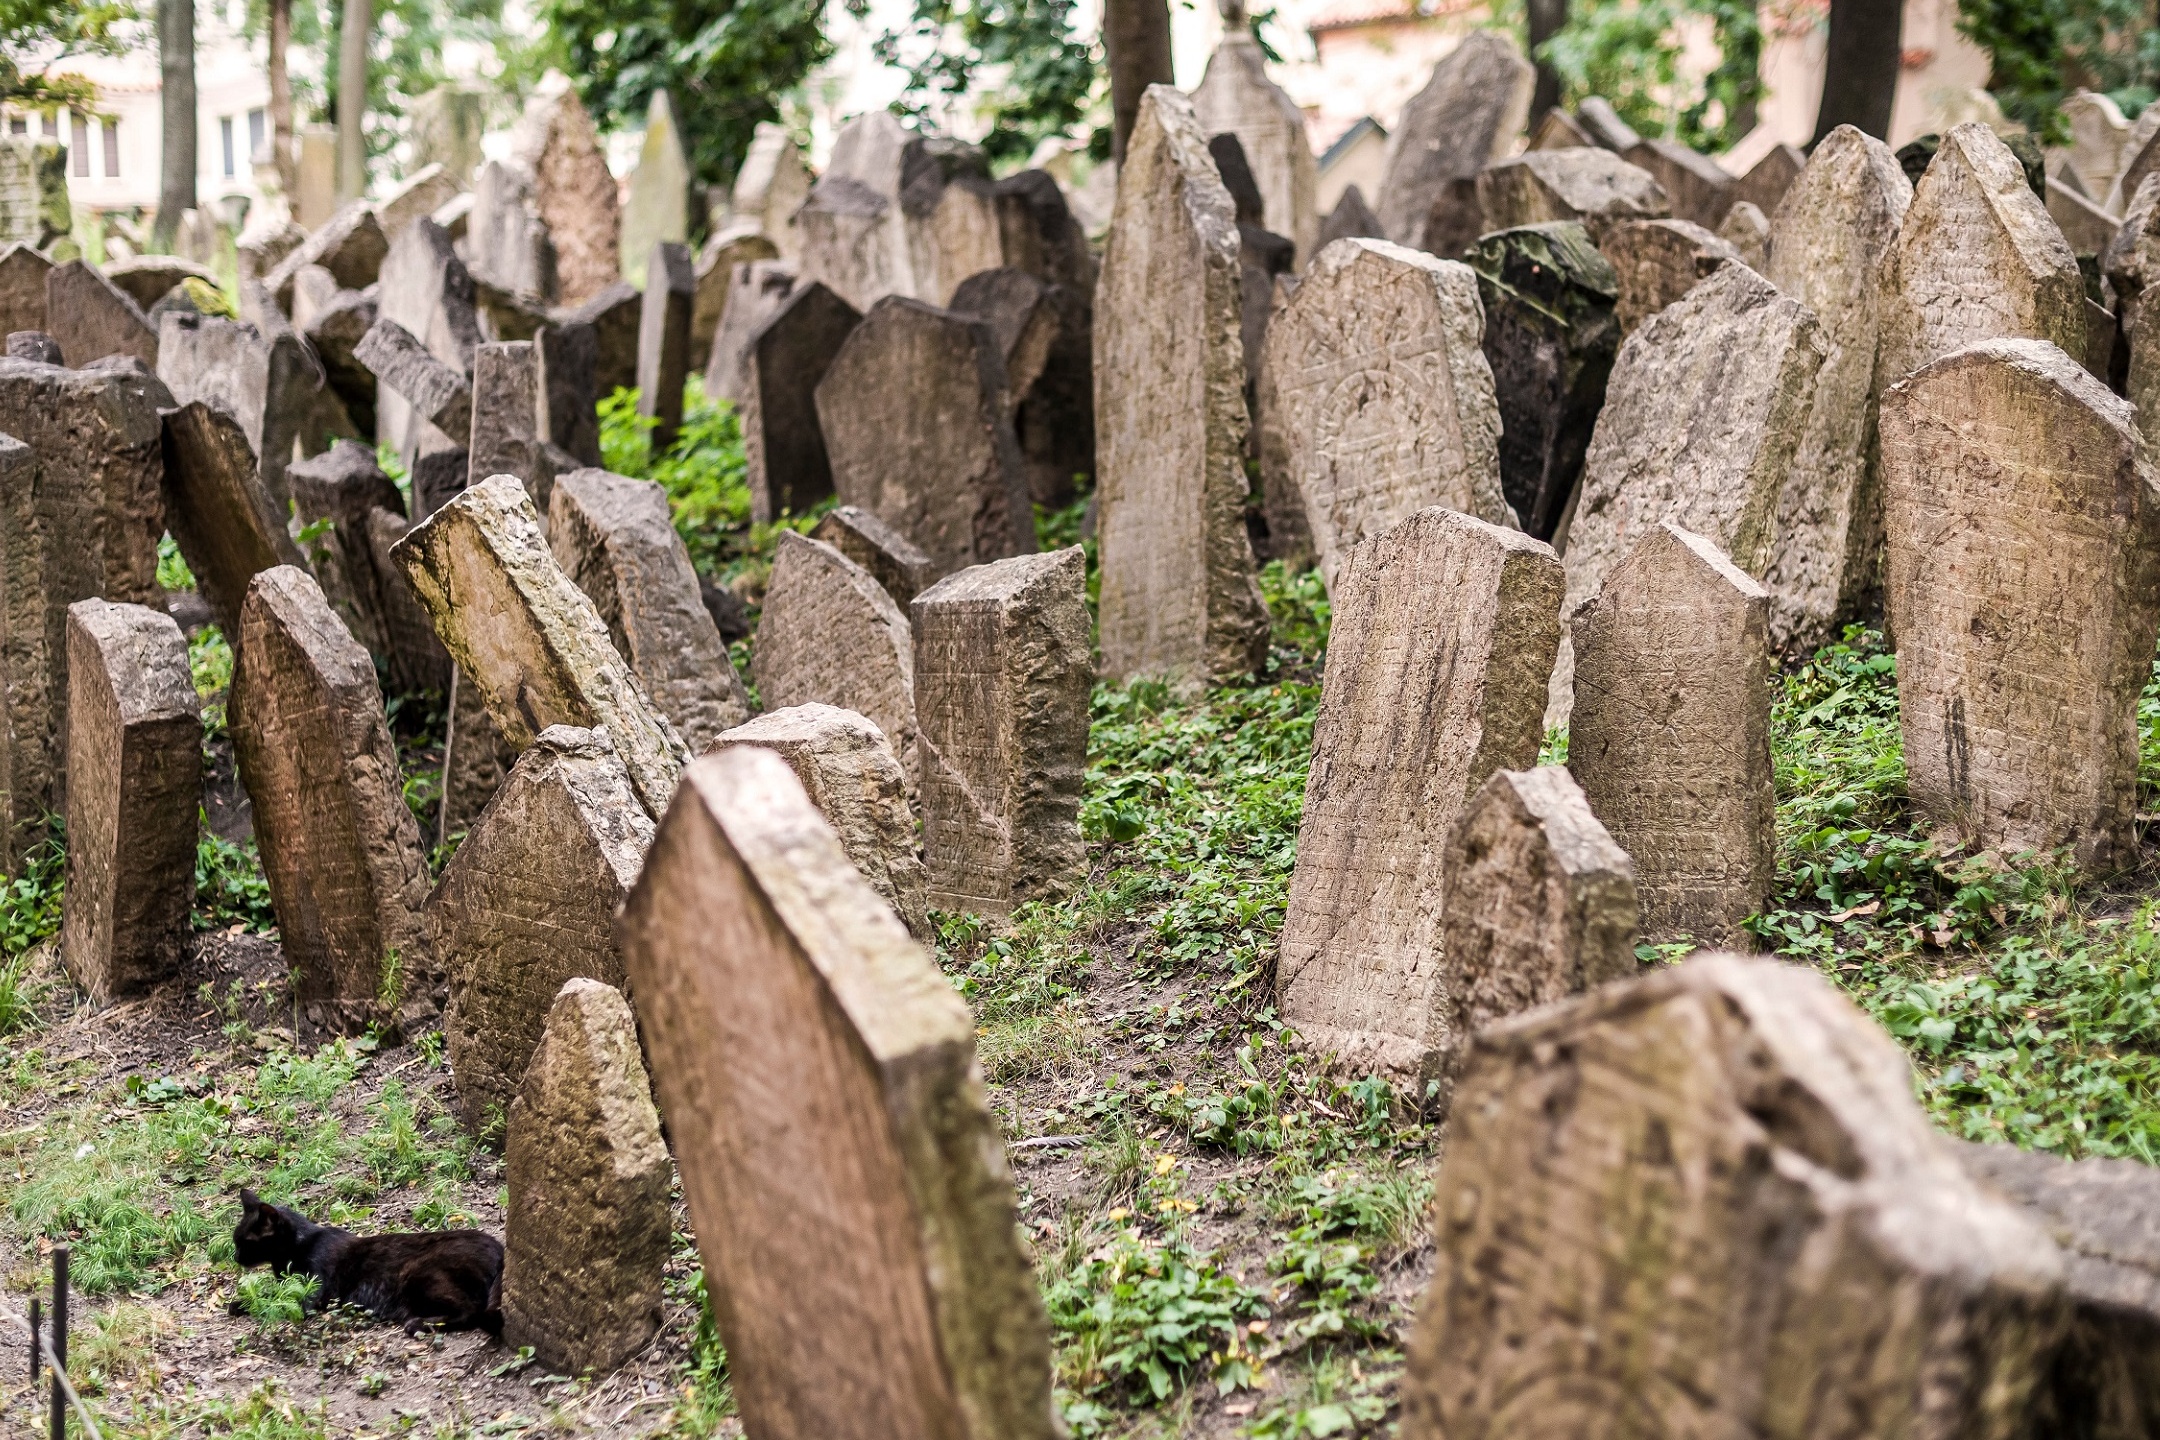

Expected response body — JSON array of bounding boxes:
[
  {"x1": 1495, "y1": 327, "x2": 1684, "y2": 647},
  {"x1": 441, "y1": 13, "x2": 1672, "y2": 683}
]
[
  {"x1": 376, "y1": 218, "x2": 483, "y2": 470},
  {"x1": 635, "y1": 241, "x2": 694, "y2": 449},
  {"x1": 1375, "y1": 33, "x2": 1534, "y2": 248},
  {"x1": 160, "y1": 401, "x2": 309, "y2": 639},
  {"x1": 287, "y1": 440, "x2": 449, "y2": 696},
  {"x1": 1191, "y1": 32, "x2": 1318, "y2": 263},
  {"x1": 157, "y1": 311, "x2": 326, "y2": 512},
  {"x1": 703, "y1": 259, "x2": 798, "y2": 405},
  {"x1": 356, "y1": 317, "x2": 473, "y2": 439},
  {"x1": 1599, "y1": 218, "x2": 1743, "y2": 335},
  {"x1": 508, "y1": 82, "x2": 621, "y2": 306},
  {"x1": 46, "y1": 261, "x2": 158, "y2": 368},
  {"x1": 812, "y1": 504, "x2": 936, "y2": 609},
  {"x1": 1623, "y1": 137, "x2": 1734, "y2": 226},
  {"x1": 754, "y1": 532, "x2": 918, "y2": 785},
  {"x1": 740, "y1": 282, "x2": 860, "y2": 523},
  {"x1": 0, "y1": 244, "x2": 50, "y2": 338},
  {"x1": 1474, "y1": 147, "x2": 1670, "y2": 243}
]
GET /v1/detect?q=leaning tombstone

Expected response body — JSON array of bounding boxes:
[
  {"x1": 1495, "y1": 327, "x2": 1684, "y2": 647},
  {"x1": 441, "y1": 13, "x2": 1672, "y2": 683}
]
[
  {"x1": 619, "y1": 90, "x2": 691, "y2": 290},
  {"x1": 1191, "y1": 1, "x2": 1319, "y2": 263},
  {"x1": 264, "y1": 201, "x2": 389, "y2": 309},
  {"x1": 303, "y1": 285, "x2": 381, "y2": 436},
  {"x1": 754, "y1": 532, "x2": 918, "y2": 784},
  {"x1": 378, "y1": 164, "x2": 463, "y2": 244},
  {"x1": 811, "y1": 504, "x2": 935, "y2": 608},
  {"x1": 105, "y1": 255, "x2": 219, "y2": 312},
  {"x1": 1877, "y1": 122, "x2": 2085, "y2": 395},
  {"x1": 0, "y1": 243, "x2": 51, "y2": 337},
  {"x1": 59, "y1": 600, "x2": 200, "y2": 1001},
  {"x1": 356, "y1": 316, "x2": 473, "y2": 441},
  {"x1": 2059, "y1": 89, "x2": 2129, "y2": 201},
  {"x1": 714, "y1": 704, "x2": 930, "y2": 938},
  {"x1": 438, "y1": 665, "x2": 516, "y2": 844},
  {"x1": 816, "y1": 294, "x2": 1034, "y2": 577},
  {"x1": 1714, "y1": 198, "x2": 1770, "y2": 269},
  {"x1": 1528, "y1": 107, "x2": 1594, "y2": 151},
  {"x1": 989, "y1": 168, "x2": 1099, "y2": 505},
  {"x1": 1569, "y1": 523, "x2": 1774, "y2": 949},
  {"x1": 702, "y1": 259, "x2": 797, "y2": 405},
  {"x1": 1465, "y1": 222, "x2": 1620, "y2": 542},
  {"x1": 1276, "y1": 508, "x2": 1563, "y2": 1079},
  {"x1": 160, "y1": 401, "x2": 309, "y2": 639},
  {"x1": 548, "y1": 467, "x2": 751, "y2": 754},
  {"x1": 509, "y1": 80, "x2": 620, "y2": 306},
  {"x1": 1576, "y1": 96, "x2": 1641, "y2": 152},
  {"x1": 46, "y1": 260, "x2": 158, "y2": 368},
  {"x1": 391, "y1": 475, "x2": 690, "y2": 819},
  {"x1": 1396, "y1": 954, "x2": 2068, "y2": 1440},
  {"x1": 2048, "y1": 177, "x2": 2119, "y2": 258},
  {"x1": 689, "y1": 224, "x2": 778, "y2": 365},
  {"x1": 1094, "y1": 85, "x2": 1270, "y2": 690},
  {"x1": 376, "y1": 217, "x2": 483, "y2": 468},
  {"x1": 468, "y1": 340, "x2": 541, "y2": 505},
  {"x1": 912, "y1": 548, "x2": 1090, "y2": 914},
  {"x1": 1434, "y1": 764, "x2": 1635, "y2": 1099},
  {"x1": 1599, "y1": 217, "x2": 1743, "y2": 335},
  {"x1": 1623, "y1": 137, "x2": 1734, "y2": 227},
  {"x1": 430, "y1": 726, "x2": 653, "y2": 1133},
  {"x1": 503, "y1": 975, "x2": 668, "y2": 1376},
  {"x1": 738, "y1": 281, "x2": 859, "y2": 523},
  {"x1": 1475, "y1": 147, "x2": 1671, "y2": 243},
  {"x1": 1760, "y1": 124, "x2": 1913, "y2": 649},
  {"x1": 288, "y1": 440, "x2": 450, "y2": 695},
  {"x1": 1374, "y1": 32, "x2": 1534, "y2": 249},
  {"x1": 616, "y1": 745, "x2": 1059, "y2": 1439},
  {"x1": 230, "y1": 566, "x2": 432, "y2": 1033},
  {"x1": 156, "y1": 312, "x2": 324, "y2": 510},
  {"x1": 1880, "y1": 338, "x2": 2160, "y2": 872},
  {"x1": 635, "y1": 241, "x2": 694, "y2": 451},
  {"x1": 949, "y1": 267, "x2": 1058, "y2": 420},
  {"x1": 359, "y1": 505, "x2": 454, "y2": 696},
  {"x1": 1264, "y1": 238, "x2": 1511, "y2": 592}
]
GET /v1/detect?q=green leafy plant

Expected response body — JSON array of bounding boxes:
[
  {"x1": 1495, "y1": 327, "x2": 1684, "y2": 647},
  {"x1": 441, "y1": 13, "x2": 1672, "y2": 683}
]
[
  {"x1": 0, "y1": 831, "x2": 65, "y2": 957},
  {"x1": 872, "y1": 0, "x2": 1101, "y2": 165},
  {"x1": 233, "y1": 1270, "x2": 317, "y2": 1324},
  {"x1": 1538, "y1": 0, "x2": 1764, "y2": 153},
  {"x1": 1956, "y1": 0, "x2": 2160, "y2": 140},
  {"x1": 195, "y1": 830, "x2": 277, "y2": 933},
  {"x1": 1045, "y1": 1233, "x2": 1269, "y2": 1403}
]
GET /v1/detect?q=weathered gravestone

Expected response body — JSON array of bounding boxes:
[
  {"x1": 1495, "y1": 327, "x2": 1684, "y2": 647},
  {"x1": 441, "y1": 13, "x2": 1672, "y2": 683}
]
[
  {"x1": 161, "y1": 401, "x2": 309, "y2": 639},
  {"x1": 548, "y1": 467, "x2": 751, "y2": 754},
  {"x1": 47, "y1": 261, "x2": 158, "y2": 368},
  {"x1": 1880, "y1": 338, "x2": 2160, "y2": 872},
  {"x1": 391, "y1": 474, "x2": 690, "y2": 819},
  {"x1": 356, "y1": 317, "x2": 473, "y2": 442},
  {"x1": 812, "y1": 504, "x2": 935, "y2": 609},
  {"x1": 636, "y1": 241, "x2": 694, "y2": 451},
  {"x1": 1760, "y1": 124, "x2": 1913, "y2": 649},
  {"x1": 714, "y1": 704, "x2": 930, "y2": 939},
  {"x1": 430, "y1": 725, "x2": 652, "y2": 1132},
  {"x1": 563, "y1": 282, "x2": 641, "y2": 399},
  {"x1": 1599, "y1": 218, "x2": 1743, "y2": 335},
  {"x1": 1877, "y1": 123, "x2": 2085, "y2": 399},
  {"x1": 469, "y1": 340, "x2": 541, "y2": 506},
  {"x1": 1316, "y1": 185, "x2": 1383, "y2": 249},
  {"x1": 59, "y1": 599, "x2": 199, "y2": 1001},
  {"x1": 1433, "y1": 765, "x2": 1635, "y2": 1101},
  {"x1": 265, "y1": 202, "x2": 388, "y2": 311},
  {"x1": 439, "y1": 664, "x2": 515, "y2": 845},
  {"x1": 615, "y1": 745, "x2": 1058, "y2": 1440},
  {"x1": 1095, "y1": 86, "x2": 1270, "y2": 691},
  {"x1": 729, "y1": 121, "x2": 811, "y2": 261},
  {"x1": 106, "y1": 255, "x2": 220, "y2": 312},
  {"x1": 359, "y1": 505, "x2": 455, "y2": 699},
  {"x1": 2114, "y1": 105, "x2": 2160, "y2": 214},
  {"x1": 703, "y1": 259, "x2": 798, "y2": 405},
  {"x1": 949, "y1": 267, "x2": 1057, "y2": 424},
  {"x1": 1623, "y1": 137, "x2": 1734, "y2": 227},
  {"x1": 1191, "y1": 25, "x2": 1318, "y2": 264},
  {"x1": 2108, "y1": 177, "x2": 2160, "y2": 459},
  {"x1": 690, "y1": 224, "x2": 779, "y2": 364},
  {"x1": 913, "y1": 547, "x2": 1091, "y2": 915},
  {"x1": 1277, "y1": 508, "x2": 1563, "y2": 1080},
  {"x1": 377, "y1": 164, "x2": 463, "y2": 245},
  {"x1": 990, "y1": 169, "x2": 1098, "y2": 507},
  {"x1": 1396, "y1": 954, "x2": 2067, "y2": 1440},
  {"x1": 1264, "y1": 238, "x2": 1511, "y2": 593},
  {"x1": 1474, "y1": 147, "x2": 1671, "y2": 244},
  {"x1": 157, "y1": 312, "x2": 324, "y2": 510},
  {"x1": 376, "y1": 218, "x2": 483, "y2": 471},
  {"x1": 739, "y1": 282, "x2": 859, "y2": 523},
  {"x1": 503, "y1": 976, "x2": 670, "y2": 1376},
  {"x1": 797, "y1": 112, "x2": 1004, "y2": 313},
  {"x1": 1570, "y1": 522, "x2": 1774, "y2": 949},
  {"x1": 754, "y1": 532, "x2": 917, "y2": 784},
  {"x1": 1375, "y1": 33, "x2": 1534, "y2": 250},
  {"x1": 1555, "y1": 262, "x2": 1824, "y2": 719},
  {"x1": 301, "y1": 283, "x2": 381, "y2": 437},
  {"x1": 2047, "y1": 177, "x2": 2120, "y2": 259},
  {"x1": 1528, "y1": 107, "x2": 1594, "y2": 151},
  {"x1": 509, "y1": 81, "x2": 620, "y2": 307},
  {"x1": 816, "y1": 295, "x2": 1033, "y2": 577},
  {"x1": 1714, "y1": 198, "x2": 1769, "y2": 270},
  {"x1": 534, "y1": 321, "x2": 601, "y2": 468},
  {"x1": 1574, "y1": 95, "x2": 1641, "y2": 152},
  {"x1": 288, "y1": 441, "x2": 450, "y2": 696},
  {"x1": 2061, "y1": 89, "x2": 2130, "y2": 201},
  {"x1": 0, "y1": 243, "x2": 50, "y2": 338},
  {"x1": 230, "y1": 565, "x2": 432, "y2": 1033},
  {"x1": 620, "y1": 90, "x2": 690, "y2": 290},
  {"x1": 1466, "y1": 222, "x2": 1620, "y2": 542},
  {"x1": 1732, "y1": 140, "x2": 1806, "y2": 219}
]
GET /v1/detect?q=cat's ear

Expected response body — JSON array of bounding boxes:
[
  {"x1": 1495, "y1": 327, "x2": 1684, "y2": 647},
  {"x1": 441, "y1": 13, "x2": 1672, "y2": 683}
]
[{"x1": 240, "y1": 1188, "x2": 260, "y2": 1213}]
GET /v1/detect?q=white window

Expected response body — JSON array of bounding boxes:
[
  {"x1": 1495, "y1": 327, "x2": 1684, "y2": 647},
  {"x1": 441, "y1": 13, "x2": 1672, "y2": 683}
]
[
  {"x1": 69, "y1": 112, "x2": 87, "y2": 177},
  {"x1": 247, "y1": 108, "x2": 266, "y2": 165},
  {"x1": 101, "y1": 117, "x2": 118, "y2": 177},
  {"x1": 221, "y1": 115, "x2": 235, "y2": 177}
]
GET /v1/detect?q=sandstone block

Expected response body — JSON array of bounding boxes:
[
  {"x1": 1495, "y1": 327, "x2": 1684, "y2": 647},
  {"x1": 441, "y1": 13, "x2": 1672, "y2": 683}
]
[
  {"x1": 1192, "y1": 31, "x2": 1318, "y2": 263},
  {"x1": 715, "y1": 704, "x2": 929, "y2": 938},
  {"x1": 1264, "y1": 238, "x2": 1511, "y2": 593},
  {"x1": 1570, "y1": 522, "x2": 1774, "y2": 948},
  {"x1": 509, "y1": 81, "x2": 620, "y2": 306},
  {"x1": 811, "y1": 504, "x2": 935, "y2": 609},
  {"x1": 615, "y1": 745, "x2": 1057, "y2": 1439},
  {"x1": 1376, "y1": 33, "x2": 1533, "y2": 248},
  {"x1": 635, "y1": 241, "x2": 694, "y2": 451},
  {"x1": 548, "y1": 467, "x2": 751, "y2": 754},
  {"x1": 619, "y1": 90, "x2": 690, "y2": 290},
  {"x1": 1397, "y1": 954, "x2": 2068, "y2": 1440},
  {"x1": 1277, "y1": 508, "x2": 1563, "y2": 1079},
  {"x1": 391, "y1": 474, "x2": 690, "y2": 819},
  {"x1": 1880, "y1": 338, "x2": 2160, "y2": 872},
  {"x1": 754, "y1": 532, "x2": 917, "y2": 783},
  {"x1": 157, "y1": 312, "x2": 324, "y2": 511},
  {"x1": 230, "y1": 566, "x2": 432, "y2": 1030},
  {"x1": 739, "y1": 281, "x2": 859, "y2": 523},
  {"x1": 439, "y1": 661, "x2": 516, "y2": 843},
  {"x1": 356, "y1": 316, "x2": 473, "y2": 439},
  {"x1": 0, "y1": 243, "x2": 50, "y2": 338},
  {"x1": 1095, "y1": 86, "x2": 1270, "y2": 691},
  {"x1": 468, "y1": 340, "x2": 541, "y2": 506},
  {"x1": 1714, "y1": 198, "x2": 1769, "y2": 269},
  {"x1": 817, "y1": 294, "x2": 1033, "y2": 578},
  {"x1": 702, "y1": 259, "x2": 797, "y2": 405},
  {"x1": 47, "y1": 261, "x2": 158, "y2": 369},
  {"x1": 1316, "y1": 185, "x2": 1382, "y2": 249},
  {"x1": 534, "y1": 320, "x2": 601, "y2": 467},
  {"x1": 1598, "y1": 217, "x2": 1743, "y2": 334},
  {"x1": 58, "y1": 599, "x2": 199, "y2": 1000},
  {"x1": 912, "y1": 548, "x2": 1090, "y2": 915},
  {"x1": 1622, "y1": 137, "x2": 1734, "y2": 226},
  {"x1": 1474, "y1": 147, "x2": 1670, "y2": 243},
  {"x1": 161, "y1": 401, "x2": 309, "y2": 640},
  {"x1": 729, "y1": 121, "x2": 810, "y2": 261}
]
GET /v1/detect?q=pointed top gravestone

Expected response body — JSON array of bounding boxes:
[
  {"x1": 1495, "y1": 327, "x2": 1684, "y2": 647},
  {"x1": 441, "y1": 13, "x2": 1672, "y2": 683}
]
[
  {"x1": 1375, "y1": 33, "x2": 1534, "y2": 248},
  {"x1": 1733, "y1": 141, "x2": 1806, "y2": 218},
  {"x1": 0, "y1": 243, "x2": 49, "y2": 339},
  {"x1": 47, "y1": 261, "x2": 158, "y2": 368},
  {"x1": 1623, "y1": 138, "x2": 1734, "y2": 227},
  {"x1": 620, "y1": 90, "x2": 691, "y2": 289},
  {"x1": 509, "y1": 80, "x2": 621, "y2": 305},
  {"x1": 739, "y1": 281, "x2": 859, "y2": 524},
  {"x1": 1192, "y1": 30, "x2": 1319, "y2": 264},
  {"x1": 636, "y1": 241, "x2": 694, "y2": 451},
  {"x1": 730, "y1": 121, "x2": 811, "y2": 261}
]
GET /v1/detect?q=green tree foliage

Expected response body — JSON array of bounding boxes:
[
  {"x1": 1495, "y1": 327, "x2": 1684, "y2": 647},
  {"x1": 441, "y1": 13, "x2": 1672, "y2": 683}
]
[
  {"x1": 538, "y1": 0, "x2": 830, "y2": 189},
  {"x1": 1956, "y1": 0, "x2": 2160, "y2": 141},
  {"x1": 870, "y1": 0, "x2": 1100, "y2": 166},
  {"x1": 1535, "y1": 0, "x2": 1764, "y2": 153},
  {"x1": 0, "y1": 0, "x2": 134, "y2": 112}
]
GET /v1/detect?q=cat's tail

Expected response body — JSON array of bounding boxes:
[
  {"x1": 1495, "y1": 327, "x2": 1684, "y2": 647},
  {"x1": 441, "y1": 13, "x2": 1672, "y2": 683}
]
[{"x1": 481, "y1": 1268, "x2": 504, "y2": 1339}]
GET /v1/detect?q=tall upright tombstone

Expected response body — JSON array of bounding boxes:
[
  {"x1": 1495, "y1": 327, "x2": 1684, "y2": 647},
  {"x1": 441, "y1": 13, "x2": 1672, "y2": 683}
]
[
  {"x1": 754, "y1": 532, "x2": 918, "y2": 786},
  {"x1": 1732, "y1": 141, "x2": 1807, "y2": 218},
  {"x1": 1263, "y1": 238, "x2": 1511, "y2": 593},
  {"x1": 59, "y1": 599, "x2": 200, "y2": 1000},
  {"x1": 619, "y1": 90, "x2": 690, "y2": 290},
  {"x1": 615, "y1": 747, "x2": 1058, "y2": 1440},
  {"x1": 509, "y1": 81, "x2": 620, "y2": 306},
  {"x1": 739, "y1": 282, "x2": 859, "y2": 523},
  {"x1": 912, "y1": 548, "x2": 1091, "y2": 915},
  {"x1": 1375, "y1": 33, "x2": 1534, "y2": 250},
  {"x1": 1570, "y1": 523, "x2": 1774, "y2": 949},
  {"x1": 547, "y1": 467, "x2": 751, "y2": 755},
  {"x1": 288, "y1": 440, "x2": 451, "y2": 696},
  {"x1": 1277, "y1": 508, "x2": 1564, "y2": 1080},
  {"x1": 535, "y1": 320, "x2": 602, "y2": 468},
  {"x1": 636, "y1": 241, "x2": 694, "y2": 451},
  {"x1": 1397, "y1": 955, "x2": 2068, "y2": 1440},
  {"x1": 161, "y1": 401, "x2": 309, "y2": 640},
  {"x1": 376, "y1": 218, "x2": 483, "y2": 470},
  {"x1": 391, "y1": 475, "x2": 690, "y2": 820},
  {"x1": 468, "y1": 341, "x2": 541, "y2": 506},
  {"x1": 816, "y1": 295, "x2": 1034, "y2": 577},
  {"x1": 1095, "y1": 85, "x2": 1271, "y2": 691},
  {"x1": 1880, "y1": 338, "x2": 2160, "y2": 872},
  {"x1": 1876, "y1": 123, "x2": 2085, "y2": 399},
  {"x1": 429, "y1": 725, "x2": 653, "y2": 1132},
  {"x1": 1190, "y1": 25, "x2": 1318, "y2": 264},
  {"x1": 1761, "y1": 125, "x2": 1913, "y2": 649},
  {"x1": 230, "y1": 566, "x2": 433, "y2": 1033},
  {"x1": 729, "y1": 121, "x2": 811, "y2": 261}
]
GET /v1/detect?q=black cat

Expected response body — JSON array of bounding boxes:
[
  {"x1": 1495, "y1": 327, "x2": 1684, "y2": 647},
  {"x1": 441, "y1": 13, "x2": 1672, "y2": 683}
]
[{"x1": 230, "y1": 1189, "x2": 504, "y2": 1335}]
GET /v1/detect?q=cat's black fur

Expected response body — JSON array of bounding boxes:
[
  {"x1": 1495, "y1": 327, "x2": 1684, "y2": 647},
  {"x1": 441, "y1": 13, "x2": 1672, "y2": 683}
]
[{"x1": 230, "y1": 1190, "x2": 503, "y2": 1335}]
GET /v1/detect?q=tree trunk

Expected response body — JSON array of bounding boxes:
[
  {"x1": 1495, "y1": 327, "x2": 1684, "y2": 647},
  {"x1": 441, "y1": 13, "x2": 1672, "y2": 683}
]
[
  {"x1": 1526, "y1": 0, "x2": 1567, "y2": 128},
  {"x1": 1813, "y1": 0, "x2": 1901, "y2": 144},
  {"x1": 154, "y1": 0, "x2": 196, "y2": 249},
  {"x1": 1104, "y1": 0, "x2": 1173, "y2": 165},
  {"x1": 268, "y1": 0, "x2": 295, "y2": 202},
  {"x1": 336, "y1": 0, "x2": 370, "y2": 200}
]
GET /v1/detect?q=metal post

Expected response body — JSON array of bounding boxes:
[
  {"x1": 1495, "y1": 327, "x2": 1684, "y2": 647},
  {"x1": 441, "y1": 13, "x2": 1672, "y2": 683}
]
[
  {"x1": 49, "y1": 1246, "x2": 67, "y2": 1440},
  {"x1": 26, "y1": 1293, "x2": 37, "y2": 1385}
]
